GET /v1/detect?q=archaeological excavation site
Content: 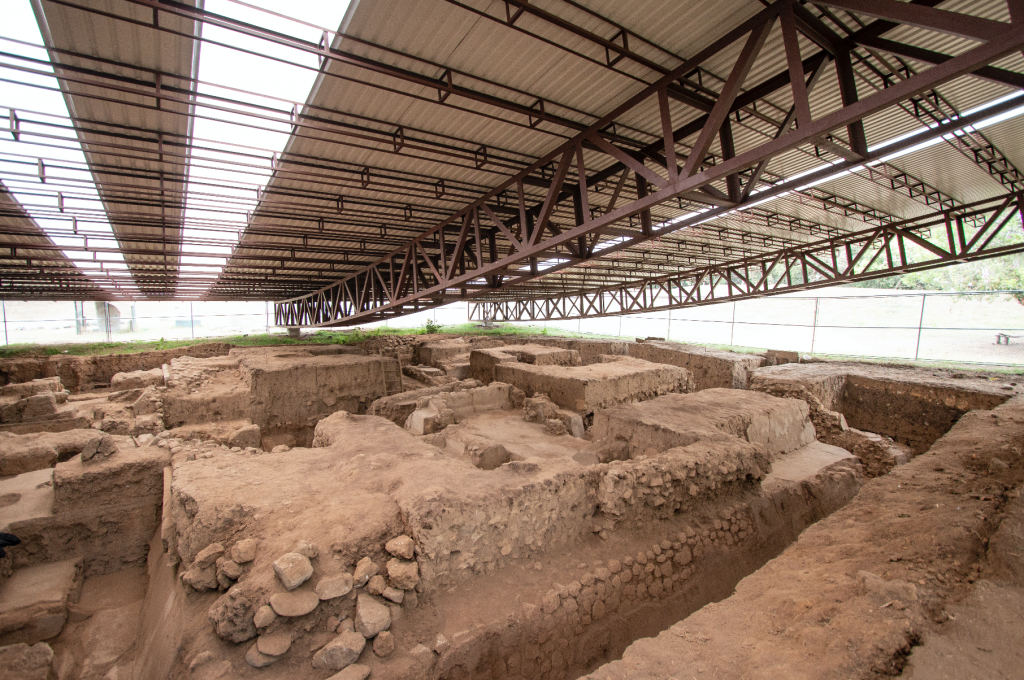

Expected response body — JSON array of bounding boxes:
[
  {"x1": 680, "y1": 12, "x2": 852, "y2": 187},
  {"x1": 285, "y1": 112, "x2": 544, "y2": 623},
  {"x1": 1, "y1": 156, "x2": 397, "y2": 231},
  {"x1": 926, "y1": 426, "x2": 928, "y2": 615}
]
[{"x1": 2, "y1": 0, "x2": 1024, "y2": 678}]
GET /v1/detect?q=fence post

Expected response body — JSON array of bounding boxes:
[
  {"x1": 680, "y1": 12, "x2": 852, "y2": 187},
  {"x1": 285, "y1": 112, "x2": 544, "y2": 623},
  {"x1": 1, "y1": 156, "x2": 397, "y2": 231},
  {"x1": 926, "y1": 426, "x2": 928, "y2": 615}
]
[
  {"x1": 810, "y1": 297, "x2": 820, "y2": 354},
  {"x1": 2, "y1": 300, "x2": 6, "y2": 346},
  {"x1": 618, "y1": 315, "x2": 622, "y2": 338},
  {"x1": 190, "y1": 302, "x2": 195, "y2": 340},
  {"x1": 666, "y1": 309, "x2": 672, "y2": 341},
  {"x1": 729, "y1": 302, "x2": 737, "y2": 346},
  {"x1": 914, "y1": 294, "x2": 927, "y2": 360}
]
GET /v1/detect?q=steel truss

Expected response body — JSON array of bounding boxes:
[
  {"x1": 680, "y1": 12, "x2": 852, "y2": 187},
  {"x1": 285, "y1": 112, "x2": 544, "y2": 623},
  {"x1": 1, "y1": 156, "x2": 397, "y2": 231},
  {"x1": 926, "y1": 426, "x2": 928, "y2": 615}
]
[
  {"x1": 468, "y1": 191, "x2": 1024, "y2": 322},
  {"x1": 275, "y1": 0, "x2": 1024, "y2": 327}
]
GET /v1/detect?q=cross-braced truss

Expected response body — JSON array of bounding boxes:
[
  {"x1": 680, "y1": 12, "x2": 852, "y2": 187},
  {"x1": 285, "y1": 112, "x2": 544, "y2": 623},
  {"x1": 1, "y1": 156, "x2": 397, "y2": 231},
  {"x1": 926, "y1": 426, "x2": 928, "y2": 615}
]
[
  {"x1": 275, "y1": 0, "x2": 1024, "y2": 327},
  {"x1": 2, "y1": 0, "x2": 1024, "y2": 310},
  {"x1": 468, "y1": 191, "x2": 1024, "y2": 322}
]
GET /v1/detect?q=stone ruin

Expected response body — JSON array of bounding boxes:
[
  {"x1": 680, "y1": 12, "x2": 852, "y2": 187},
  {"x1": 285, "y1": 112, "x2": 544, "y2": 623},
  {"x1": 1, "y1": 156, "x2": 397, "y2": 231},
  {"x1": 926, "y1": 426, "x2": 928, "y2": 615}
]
[{"x1": 0, "y1": 334, "x2": 1018, "y2": 680}]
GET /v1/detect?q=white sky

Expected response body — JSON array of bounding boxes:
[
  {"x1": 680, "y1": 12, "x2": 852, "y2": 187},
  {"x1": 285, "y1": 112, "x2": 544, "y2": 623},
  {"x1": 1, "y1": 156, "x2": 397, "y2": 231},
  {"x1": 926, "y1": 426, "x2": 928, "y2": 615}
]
[{"x1": 0, "y1": 0, "x2": 350, "y2": 298}]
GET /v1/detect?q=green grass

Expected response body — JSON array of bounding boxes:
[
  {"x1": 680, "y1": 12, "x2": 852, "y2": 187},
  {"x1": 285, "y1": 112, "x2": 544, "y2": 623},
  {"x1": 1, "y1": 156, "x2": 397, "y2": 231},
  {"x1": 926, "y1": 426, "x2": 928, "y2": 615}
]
[{"x1": 0, "y1": 320, "x2": 1018, "y2": 376}]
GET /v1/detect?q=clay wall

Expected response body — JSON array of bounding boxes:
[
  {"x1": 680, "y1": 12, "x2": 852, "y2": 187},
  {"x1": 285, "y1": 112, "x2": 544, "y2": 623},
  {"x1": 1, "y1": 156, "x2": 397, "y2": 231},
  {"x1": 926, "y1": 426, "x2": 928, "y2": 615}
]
[
  {"x1": 627, "y1": 341, "x2": 764, "y2": 390},
  {"x1": 7, "y1": 447, "x2": 169, "y2": 577},
  {"x1": 582, "y1": 396, "x2": 1024, "y2": 680},
  {"x1": 0, "y1": 343, "x2": 232, "y2": 392},
  {"x1": 494, "y1": 357, "x2": 692, "y2": 415}
]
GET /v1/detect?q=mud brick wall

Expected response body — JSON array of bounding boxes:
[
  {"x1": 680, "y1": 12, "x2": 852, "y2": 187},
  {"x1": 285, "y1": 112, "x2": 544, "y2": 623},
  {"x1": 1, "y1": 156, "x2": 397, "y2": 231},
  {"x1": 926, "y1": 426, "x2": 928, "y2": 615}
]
[
  {"x1": 628, "y1": 342, "x2": 764, "y2": 390},
  {"x1": 0, "y1": 343, "x2": 232, "y2": 392}
]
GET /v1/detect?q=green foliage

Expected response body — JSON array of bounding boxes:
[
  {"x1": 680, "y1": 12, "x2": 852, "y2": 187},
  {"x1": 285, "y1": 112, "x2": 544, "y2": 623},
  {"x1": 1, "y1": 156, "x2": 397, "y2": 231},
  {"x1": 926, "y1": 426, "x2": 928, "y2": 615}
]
[
  {"x1": 845, "y1": 218, "x2": 1024, "y2": 303},
  {"x1": 423, "y1": 319, "x2": 442, "y2": 334}
]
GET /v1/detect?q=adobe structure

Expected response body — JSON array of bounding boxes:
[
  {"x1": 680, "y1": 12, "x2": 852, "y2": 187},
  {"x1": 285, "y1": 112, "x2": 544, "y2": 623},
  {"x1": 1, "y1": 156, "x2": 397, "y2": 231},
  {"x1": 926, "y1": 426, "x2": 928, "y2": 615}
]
[
  {"x1": 0, "y1": 333, "x2": 1019, "y2": 680},
  {"x1": 3, "y1": 0, "x2": 1024, "y2": 678}
]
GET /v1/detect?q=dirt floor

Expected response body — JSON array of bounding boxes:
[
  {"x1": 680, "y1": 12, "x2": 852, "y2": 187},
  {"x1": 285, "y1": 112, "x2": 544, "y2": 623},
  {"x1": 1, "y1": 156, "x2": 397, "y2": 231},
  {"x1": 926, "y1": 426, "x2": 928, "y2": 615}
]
[{"x1": 0, "y1": 332, "x2": 1018, "y2": 680}]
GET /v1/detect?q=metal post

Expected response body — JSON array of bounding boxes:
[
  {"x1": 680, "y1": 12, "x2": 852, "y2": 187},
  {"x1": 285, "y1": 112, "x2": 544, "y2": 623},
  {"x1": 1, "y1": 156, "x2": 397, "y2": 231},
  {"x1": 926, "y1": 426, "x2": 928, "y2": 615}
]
[
  {"x1": 666, "y1": 309, "x2": 672, "y2": 341},
  {"x1": 810, "y1": 297, "x2": 820, "y2": 354},
  {"x1": 729, "y1": 302, "x2": 737, "y2": 346},
  {"x1": 2, "y1": 300, "x2": 7, "y2": 346},
  {"x1": 618, "y1": 315, "x2": 622, "y2": 338},
  {"x1": 265, "y1": 300, "x2": 269, "y2": 333},
  {"x1": 914, "y1": 294, "x2": 927, "y2": 360},
  {"x1": 190, "y1": 302, "x2": 195, "y2": 340}
]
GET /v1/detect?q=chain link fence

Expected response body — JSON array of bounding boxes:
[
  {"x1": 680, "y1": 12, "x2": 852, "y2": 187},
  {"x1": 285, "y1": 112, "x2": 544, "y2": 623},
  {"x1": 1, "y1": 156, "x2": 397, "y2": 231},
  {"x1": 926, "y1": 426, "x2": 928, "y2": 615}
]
[
  {"x1": 0, "y1": 300, "x2": 273, "y2": 345},
  {"x1": 2, "y1": 289, "x2": 1022, "y2": 366}
]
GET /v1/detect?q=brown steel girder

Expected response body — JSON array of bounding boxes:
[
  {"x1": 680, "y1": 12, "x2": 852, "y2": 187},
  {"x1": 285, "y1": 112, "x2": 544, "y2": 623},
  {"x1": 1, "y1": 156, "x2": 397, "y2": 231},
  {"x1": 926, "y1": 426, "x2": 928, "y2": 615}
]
[
  {"x1": 469, "y1": 191, "x2": 1024, "y2": 322},
  {"x1": 274, "y1": 1, "x2": 1024, "y2": 327}
]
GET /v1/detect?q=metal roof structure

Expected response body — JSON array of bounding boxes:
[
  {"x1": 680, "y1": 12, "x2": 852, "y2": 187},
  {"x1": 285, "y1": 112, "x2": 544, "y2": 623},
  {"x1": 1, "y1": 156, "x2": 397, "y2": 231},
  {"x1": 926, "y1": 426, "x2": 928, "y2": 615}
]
[{"x1": 2, "y1": 0, "x2": 1024, "y2": 325}]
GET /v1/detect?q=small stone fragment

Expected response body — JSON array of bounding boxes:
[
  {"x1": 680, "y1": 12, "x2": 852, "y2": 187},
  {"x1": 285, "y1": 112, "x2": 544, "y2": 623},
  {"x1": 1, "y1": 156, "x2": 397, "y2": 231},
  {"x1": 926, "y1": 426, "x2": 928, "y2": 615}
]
[
  {"x1": 273, "y1": 552, "x2": 314, "y2": 590},
  {"x1": 269, "y1": 589, "x2": 320, "y2": 617},
  {"x1": 194, "y1": 542, "x2": 225, "y2": 568},
  {"x1": 232, "y1": 538, "x2": 257, "y2": 564},
  {"x1": 326, "y1": 664, "x2": 371, "y2": 680},
  {"x1": 373, "y1": 630, "x2": 395, "y2": 657},
  {"x1": 315, "y1": 573, "x2": 354, "y2": 600},
  {"x1": 352, "y1": 557, "x2": 378, "y2": 587},
  {"x1": 382, "y1": 587, "x2": 404, "y2": 604},
  {"x1": 217, "y1": 557, "x2": 243, "y2": 581},
  {"x1": 245, "y1": 642, "x2": 279, "y2": 668},
  {"x1": 384, "y1": 535, "x2": 415, "y2": 560},
  {"x1": 355, "y1": 593, "x2": 391, "y2": 638},
  {"x1": 208, "y1": 587, "x2": 257, "y2": 644},
  {"x1": 189, "y1": 651, "x2": 215, "y2": 671},
  {"x1": 293, "y1": 540, "x2": 320, "y2": 559},
  {"x1": 338, "y1": 617, "x2": 355, "y2": 633},
  {"x1": 311, "y1": 630, "x2": 366, "y2": 671},
  {"x1": 257, "y1": 631, "x2": 292, "y2": 657},
  {"x1": 181, "y1": 565, "x2": 218, "y2": 592},
  {"x1": 253, "y1": 605, "x2": 276, "y2": 629},
  {"x1": 366, "y1": 575, "x2": 386, "y2": 595},
  {"x1": 433, "y1": 633, "x2": 451, "y2": 655},
  {"x1": 386, "y1": 558, "x2": 419, "y2": 590}
]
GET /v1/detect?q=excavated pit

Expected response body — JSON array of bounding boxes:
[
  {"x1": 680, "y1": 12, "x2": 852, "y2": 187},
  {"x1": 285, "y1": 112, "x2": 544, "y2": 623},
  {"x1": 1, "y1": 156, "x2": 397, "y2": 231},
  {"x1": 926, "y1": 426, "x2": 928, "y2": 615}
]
[{"x1": 0, "y1": 335, "x2": 1017, "y2": 680}]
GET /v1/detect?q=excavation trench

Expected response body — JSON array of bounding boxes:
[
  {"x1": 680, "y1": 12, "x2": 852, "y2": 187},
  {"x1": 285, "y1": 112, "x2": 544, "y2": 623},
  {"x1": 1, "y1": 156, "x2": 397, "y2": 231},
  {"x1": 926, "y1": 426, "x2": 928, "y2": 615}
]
[{"x1": 0, "y1": 336, "x2": 1015, "y2": 680}]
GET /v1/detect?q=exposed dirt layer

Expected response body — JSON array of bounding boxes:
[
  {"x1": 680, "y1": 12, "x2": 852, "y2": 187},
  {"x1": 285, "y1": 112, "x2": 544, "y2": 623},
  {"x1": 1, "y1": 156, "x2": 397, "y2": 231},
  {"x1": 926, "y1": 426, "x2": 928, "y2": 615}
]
[
  {"x1": 0, "y1": 335, "x2": 1017, "y2": 680},
  {"x1": 583, "y1": 395, "x2": 1024, "y2": 680}
]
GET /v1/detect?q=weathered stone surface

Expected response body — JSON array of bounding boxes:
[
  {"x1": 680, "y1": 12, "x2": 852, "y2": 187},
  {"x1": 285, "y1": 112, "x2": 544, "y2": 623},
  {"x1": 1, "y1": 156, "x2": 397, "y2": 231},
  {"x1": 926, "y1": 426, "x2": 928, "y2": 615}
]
[
  {"x1": 208, "y1": 588, "x2": 257, "y2": 643},
  {"x1": 269, "y1": 590, "x2": 320, "y2": 617},
  {"x1": 229, "y1": 424, "x2": 262, "y2": 450},
  {"x1": 0, "y1": 642, "x2": 54, "y2": 680},
  {"x1": 0, "y1": 561, "x2": 80, "y2": 646},
  {"x1": 273, "y1": 552, "x2": 313, "y2": 590},
  {"x1": 386, "y1": 558, "x2": 419, "y2": 590},
  {"x1": 194, "y1": 542, "x2": 225, "y2": 568},
  {"x1": 352, "y1": 557, "x2": 378, "y2": 587},
  {"x1": 315, "y1": 573, "x2": 353, "y2": 601},
  {"x1": 293, "y1": 540, "x2": 319, "y2": 559},
  {"x1": 181, "y1": 565, "x2": 217, "y2": 592},
  {"x1": 245, "y1": 642, "x2": 279, "y2": 668},
  {"x1": 326, "y1": 664, "x2": 371, "y2": 680},
  {"x1": 231, "y1": 538, "x2": 257, "y2": 564},
  {"x1": 216, "y1": 558, "x2": 243, "y2": 581},
  {"x1": 311, "y1": 630, "x2": 366, "y2": 671},
  {"x1": 256, "y1": 631, "x2": 292, "y2": 657},
  {"x1": 366, "y1": 575, "x2": 386, "y2": 596},
  {"x1": 382, "y1": 587, "x2": 404, "y2": 604},
  {"x1": 354, "y1": 593, "x2": 390, "y2": 638},
  {"x1": 373, "y1": 630, "x2": 395, "y2": 657},
  {"x1": 253, "y1": 605, "x2": 276, "y2": 629},
  {"x1": 384, "y1": 535, "x2": 415, "y2": 560}
]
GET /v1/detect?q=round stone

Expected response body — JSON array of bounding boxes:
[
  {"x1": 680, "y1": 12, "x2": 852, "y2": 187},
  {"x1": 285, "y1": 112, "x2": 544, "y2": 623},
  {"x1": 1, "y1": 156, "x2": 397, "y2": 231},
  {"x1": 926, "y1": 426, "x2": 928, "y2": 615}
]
[
  {"x1": 315, "y1": 573, "x2": 353, "y2": 600},
  {"x1": 269, "y1": 589, "x2": 320, "y2": 617},
  {"x1": 245, "y1": 643, "x2": 279, "y2": 668},
  {"x1": 256, "y1": 631, "x2": 292, "y2": 657}
]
